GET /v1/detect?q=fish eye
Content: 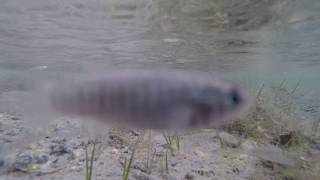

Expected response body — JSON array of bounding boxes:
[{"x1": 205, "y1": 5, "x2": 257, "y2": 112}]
[{"x1": 227, "y1": 88, "x2": 241, "y2": 107}]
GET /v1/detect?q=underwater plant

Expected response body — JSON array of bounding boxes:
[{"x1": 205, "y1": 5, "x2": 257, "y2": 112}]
[
  {"x1": 120, "y1": 149, "x2": 136, "y2": 180},
  {"x1": 85, "y1": 140, "x2": 98, "y2": 180},
  {"x1": 162, "y1": 132, "x2": 181, "y2": 155}
]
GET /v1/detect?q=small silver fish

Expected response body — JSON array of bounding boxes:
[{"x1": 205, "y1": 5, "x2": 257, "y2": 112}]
[{"x1": 50, "y1": 70, "x2": 251, "y2": 130}]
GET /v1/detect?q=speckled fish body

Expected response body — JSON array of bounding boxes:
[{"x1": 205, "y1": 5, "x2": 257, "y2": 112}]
[{"x1": 50, "y1": 70, "x2": 250, "y2": 130}]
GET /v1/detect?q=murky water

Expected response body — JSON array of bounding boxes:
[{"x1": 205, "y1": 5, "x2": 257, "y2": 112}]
[{"x1": 0, "y1": 0, "x2": 320, "y2": 158}]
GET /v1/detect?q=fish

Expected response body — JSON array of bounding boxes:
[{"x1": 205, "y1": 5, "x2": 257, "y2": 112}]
[{"x1": 49, "y1": 69, "x2": 251, "y2": 130}]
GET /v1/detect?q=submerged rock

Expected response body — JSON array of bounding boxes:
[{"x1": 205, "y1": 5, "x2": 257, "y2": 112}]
[
  {"x1": 133, "y1": 160, "x2": 147, "y2": 173},
  {"x1": 184, "y1": 172, "x2": 195, "y2": 180},
  {"x1": 108, "y1": 135, "x2": 125, "y2": 149},
  {"x1": 191, "y1": 169, "x2": 215, "y2": 177},
  {"x1": 13, "y1": 153, "x2": 33, "y2": 172},
  {"x1": 219, "y1": 132, "x2": 240, "y2": 148},
  {"x1": 241, "y1": 140, "x2": 257, "y2": 152},
  {"x1": 33, "y1": 154, "x2": 49, "y2": 164},
  {"x1": 132, "y1": 171, "x2": 159, "y2": 180},
  {"x1": 248, "y1": 146, "x2": 297, "y2": 167},
  {"x1": 49, "y1": 143, "x2": 71, "y2": 155},
  {"x1": 0, "y1": 159, "x2": 4, "y2": 167},
  {"x1": 162, "y1": 174, "x2": 177, "y2": 180},
  {"x1": 0, "y1": 152, "x2": 50, "y2": 173},
  {"x1": 310, "y1": 143, "x2": 320, "y2": 151}
]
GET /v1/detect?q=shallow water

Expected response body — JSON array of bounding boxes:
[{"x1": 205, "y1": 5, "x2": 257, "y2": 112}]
[
  {"x1": 0, "y1": 0, "x2": 320, "y2": 165},
  {"x1": 0, "y1": 1, "x2": 319, "y2": 88}
]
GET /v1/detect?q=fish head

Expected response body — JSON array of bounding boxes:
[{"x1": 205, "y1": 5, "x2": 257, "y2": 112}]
[{"x1": 189, "y1": 83, "x2": 251, "y2": 128}]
